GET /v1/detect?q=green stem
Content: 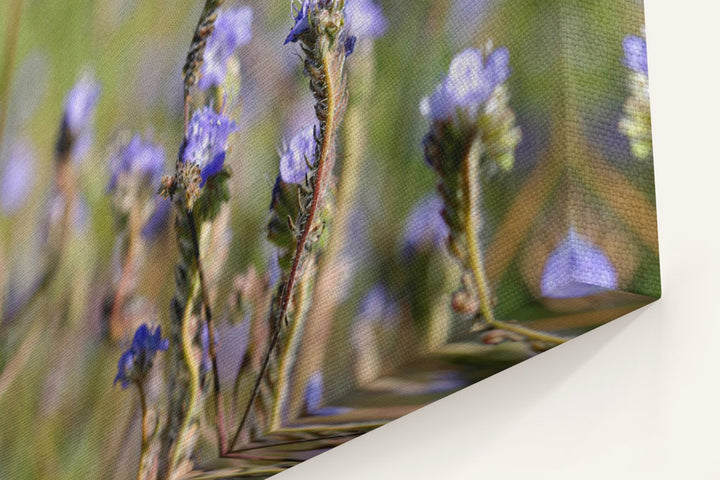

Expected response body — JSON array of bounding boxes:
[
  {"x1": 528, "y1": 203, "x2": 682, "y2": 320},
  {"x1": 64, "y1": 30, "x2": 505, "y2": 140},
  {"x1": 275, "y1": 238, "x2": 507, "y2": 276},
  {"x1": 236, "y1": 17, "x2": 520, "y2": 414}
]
[
  {"x1": 463, "y1": 143, "x2": 567, "y2": 345},
  {"x1": 169, "y1": 272, "x2": 202, "y2": 474},
  {"x1": 269, "y1": 258, "x2": 315, "y2": 431},
  {"x1": 136, "y1": 382, "x2": 150, "y2": 480},
  {"x1": 229, "y1": 38, "x2": 344, "y2": 452}
]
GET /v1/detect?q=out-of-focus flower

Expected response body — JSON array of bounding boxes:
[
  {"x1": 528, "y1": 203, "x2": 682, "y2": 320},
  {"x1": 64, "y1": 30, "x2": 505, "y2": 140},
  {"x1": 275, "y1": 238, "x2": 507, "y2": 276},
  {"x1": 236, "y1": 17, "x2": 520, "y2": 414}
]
[
  {"x1": 303, "y1": 370, "x2": 352, "y2": 416},
  {"x1": 540, "y1": 228, "x2": 618, "y2": 299},
  {"x1": 401, "y1": 195, "x2": 449, "y2": 253},
  {"x1": 62, "y1": 71, "x2": 101, "y2": 159},
  {"x1": 114, "y1": 324, "x2": 169, "y2": 388},
  {"x1": 199, "y1": 5, "x2": 253, "y2": 90},
  {"x1": 345, "y1": 0, "x2": 387, "y2": 39},
  {"x1": 421, "y1": 47, "x2": 510, "y2": 123},
  {"x1": 284, "y1": 0, "x2": 316, "y2": 45},
  {"x1": 107, "y1": 134, "x2": 165, "y2": 192},
  {"x1": 0, "y1": 141, "x2": 36, "y2": 215},
  {"x1": 141, "y1": 197, "x2": 172, "y2": 240},
  {"x1": 183, "y1": 106, "x2": 239, "y2": 185},
  {"x1": 620, "y1": 35, "x2": 652, "y2": 160},
  {"x1": 279, "y1": 125, "x2": 316, "y2": 184},
  {"x1": 64, "y1": 72, "x2": 101, "y2": 136},
  {"x1": 622, "y1": 35, "x2": 648, "y2": 75}
]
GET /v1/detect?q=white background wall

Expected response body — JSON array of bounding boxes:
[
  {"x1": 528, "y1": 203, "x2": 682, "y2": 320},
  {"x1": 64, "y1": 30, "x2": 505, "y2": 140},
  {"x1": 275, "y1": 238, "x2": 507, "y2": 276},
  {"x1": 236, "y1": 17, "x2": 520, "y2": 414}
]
[{"x1": 279, "y1": 1, "x2": 720, "y2": 478}]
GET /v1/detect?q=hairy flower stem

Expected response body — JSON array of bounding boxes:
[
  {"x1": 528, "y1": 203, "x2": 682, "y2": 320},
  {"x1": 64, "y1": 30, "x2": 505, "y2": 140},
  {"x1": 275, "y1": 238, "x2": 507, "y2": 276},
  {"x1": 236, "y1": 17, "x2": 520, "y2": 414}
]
[
  {"x1": 287, "y1": 44, "x2": 372, "y2": 418},
  {"x1": 269, "y1": 258, "x2": 315, "y2": 431},
  {"x1": 462, "y1": 146, "x2": 567, "y2": 344},
  {"x1": 136, "y1": 382, "x2": 152, "y2": 480},
  {"x1": 186, "y1": 211, "x2": 228, "y2": 453},
  {"x1": 168, "y1": 264, "x2": 201, "y2": 475},
  {"x1": 230, "y1": 27, "x2": 348, "y2": 451},
  {"x1": 175, "y1": 0, "x2": 229, "y2": 457}
]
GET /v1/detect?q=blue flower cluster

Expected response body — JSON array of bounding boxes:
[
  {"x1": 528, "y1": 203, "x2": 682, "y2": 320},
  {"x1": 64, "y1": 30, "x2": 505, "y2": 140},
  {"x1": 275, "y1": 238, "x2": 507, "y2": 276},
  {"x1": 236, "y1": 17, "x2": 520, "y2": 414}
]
[
  {"x1": 62, "y1": 72, "x2": 101, "y2": 158},
  {"x1": 421, "y1": 47, "x2": 510, "y2": 123},
  {"x1": 107, "y1": 134, "x2": 165, "y2": 192},
  {"x1": 284, "y1": 0, "x2": 317, "y2": 45},
  {"x1": 114, "y1": 324, "x2": 169, "y2": 389},
  {"x1": 279, "y1": 125, "x2": 316, "y2": 184},
  {"x1": 623, "y1": 35, "x2": 648, "y2": 75},
  {"x1": 199, "y1": 6, "x2": 253, "y2": 90},
  {"x1": 183, "y1": 106, "x2": 239, "y2": 185},
  {"x1": 345, "y1": 0, "x2": 387, "y2": 40}
]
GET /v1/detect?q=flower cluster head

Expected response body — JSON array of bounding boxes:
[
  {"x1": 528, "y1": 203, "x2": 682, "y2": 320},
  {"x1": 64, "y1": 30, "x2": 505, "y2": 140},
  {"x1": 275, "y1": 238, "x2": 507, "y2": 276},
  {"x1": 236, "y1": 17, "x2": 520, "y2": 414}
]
[
  {"x1": 284, "y1": 0, "x2": 318, "y2": 45},
  {"x1": 622, "y1": 35, "x2": 648, "y2": 76},
  {"x1": 108, "y1": 134, "x2": 165, "y2": 193},
  {"x1": 183, "y1": 106, "x2": 239, "y2": 185},
  {"x1": 540, "y1": 228, "x2": 618, "y2": 299},
  {"x1": 1, "y1": 141, "x2": 36, "y2": 215},
  {"x1": 345, "y1": 0, "x2": 387, "y2": 40},
  {"x1": 61, "y1": 71, "x2": 101, "y2": 159},
  {"x1": 284, "y1": 0, "x2": 351, "y2": 47},
  {"x1": 421, "y1": 47, "x2": 510, "y2": 123},
  {"x1": 279, "y1": 125, "x2": 316, "y2": 184},
  {"x1": 114, "y1": 324, "x2": 169, "y2": 389},
  {"x1": 199, "y1": 5, "x2": 253, "y2": 90}
]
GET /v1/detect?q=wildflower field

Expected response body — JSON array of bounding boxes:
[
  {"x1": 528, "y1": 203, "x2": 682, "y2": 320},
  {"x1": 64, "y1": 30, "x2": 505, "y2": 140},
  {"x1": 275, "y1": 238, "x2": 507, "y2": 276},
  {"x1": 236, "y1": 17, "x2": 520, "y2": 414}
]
[{"x1": 0, "y1": 0, "x2": 658, "y2": 478}]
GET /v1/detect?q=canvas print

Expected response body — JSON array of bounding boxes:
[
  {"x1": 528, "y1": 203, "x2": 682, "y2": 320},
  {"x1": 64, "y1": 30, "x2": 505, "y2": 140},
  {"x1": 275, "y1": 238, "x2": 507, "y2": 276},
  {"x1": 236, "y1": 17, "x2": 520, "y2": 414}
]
[{"x1": 0, "y1": 0, "x2": 659, "y2": 478}]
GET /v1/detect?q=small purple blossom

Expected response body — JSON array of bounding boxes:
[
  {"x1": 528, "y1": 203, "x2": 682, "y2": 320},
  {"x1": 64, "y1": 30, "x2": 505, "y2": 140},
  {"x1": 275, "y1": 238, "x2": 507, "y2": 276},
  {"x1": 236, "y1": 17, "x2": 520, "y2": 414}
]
[
  {"x1": 1, "y1": 141, "x2": 36, "y2": 215},
  {"x1": 421, "y1": 47, "x2": 510, "y2": 123},
  {"x1": 64, "y1": 72, "x2": 101, "y2": 136},
  {"x1": 540, "y1": 228, "x2": 618, "y2": 299},
  {"x1": 357, "y1": 285, "x2": 392, "y2": 323},
  {"x1": 114, "y1": 324, "x2": 169, "y2": 389},
  {"x1": 623, "y1": 35, "x2": 648, "y2": 75},
  {"x1": 183, "y1": 106, "x2": 239, "y2": 184},
  {"x1": 107, "y1": 134, "x2": 165, "y2": 192},
  {"x1": 345, "y1": 0, "x2": 388, "y2": 39},
  {"x1": 402, "y1": 195, "x2": 449, "y2": 253},
  {"x1": 279, "y1": 125, "x2": 316, "y2": 184},
  {"x1": 62, "y1": 72, "x2": 100, "y2": 160},
  {"x1": 199, "y1": 6, "x2": 253, "y2": 90},
  {"x1": 284, "y1": 0, "x2": 316, "y2": 45}
]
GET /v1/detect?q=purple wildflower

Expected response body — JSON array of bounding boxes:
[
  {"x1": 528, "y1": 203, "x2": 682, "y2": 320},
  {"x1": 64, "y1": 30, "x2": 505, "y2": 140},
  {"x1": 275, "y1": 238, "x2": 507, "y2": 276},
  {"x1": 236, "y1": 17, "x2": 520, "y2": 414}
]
[
  {"x1": 279, "y1": 125, "x2": 316, "y2": 184},
  {"x1": 183, "y1": 106, "x2": 239, "y2": 184},
  {"x1": 199, "y1": 6, "x2": 253, "y2": 90},
  {"x1": 64, "y1": 72, "x2": 101, "y2": 136},
  {"x1": 345, "y1": 0, "x2": 387, "y2": 39},
  {"x1": 63, "y1": 72, "x2": 101, "y2": 159},
  {"x1": 623, "y1": 35, "x2": 648, "y2": 75},
  {"x1": 540, "y1": 228, "x2": 618, "y2": 299},
  {"x1": 107, "y1": 134, "x2": 165, "y2": 192},
  {"x1": 284, "y1": 0, "x2": 316, "y2": 45},
  {"x1": 402, "y1": 195, "x2": 449, "y2": 253},
  {"x1": 0, "y1": 141, "x2": 36, "y2": 215},
  {"x1": 114, "y1": 324, "x2": 169, "y2": 388},
  {"x1": 421, "y1": 47, "x2": 510, "y2": 123}
]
